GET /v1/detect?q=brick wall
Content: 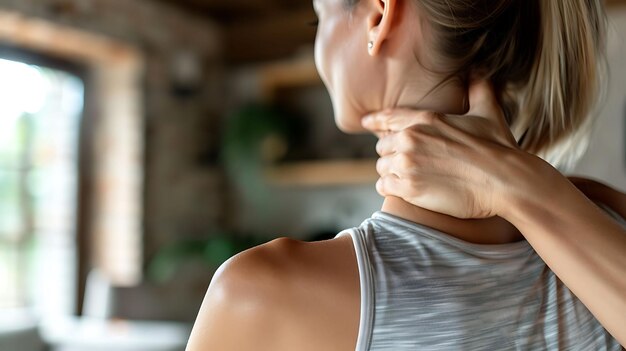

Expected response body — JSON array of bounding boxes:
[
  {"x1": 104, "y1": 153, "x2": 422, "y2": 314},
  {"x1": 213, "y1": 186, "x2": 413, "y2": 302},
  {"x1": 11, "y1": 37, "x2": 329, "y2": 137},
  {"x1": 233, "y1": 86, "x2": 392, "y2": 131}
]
[{"x1": 0, "y1": 0, "x2": 226, "y2": 270}]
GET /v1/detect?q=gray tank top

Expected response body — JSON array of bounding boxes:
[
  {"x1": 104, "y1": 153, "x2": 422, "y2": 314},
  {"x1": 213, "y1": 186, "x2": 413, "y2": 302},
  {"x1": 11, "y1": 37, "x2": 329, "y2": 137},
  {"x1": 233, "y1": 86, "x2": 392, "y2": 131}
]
[{"x1": 335, "y1": 203, "x2": 625, "y2": 350}]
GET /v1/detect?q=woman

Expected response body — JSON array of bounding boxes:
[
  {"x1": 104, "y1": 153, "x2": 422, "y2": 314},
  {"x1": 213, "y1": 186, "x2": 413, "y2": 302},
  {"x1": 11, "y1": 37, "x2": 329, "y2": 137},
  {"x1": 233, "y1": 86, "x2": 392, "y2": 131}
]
[{"x1": 186, "y1": 0, "x2": 626, "y2": 350}]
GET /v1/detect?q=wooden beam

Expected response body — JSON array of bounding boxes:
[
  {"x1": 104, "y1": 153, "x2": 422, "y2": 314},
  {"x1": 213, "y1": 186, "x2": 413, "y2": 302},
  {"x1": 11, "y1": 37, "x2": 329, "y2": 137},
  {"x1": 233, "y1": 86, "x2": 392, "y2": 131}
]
[
  {"x1": 259, "y1": 56, "x2": 321, "y2": 101},
  {"x1": 156, "y1": 0, "x2": 281, "y2": 15},
  {"x1": 223, "y1": 8, "x2": 316, "y2": 64},
  {"x1": 220, "y1": 0, "x2": 626, "y2": 64},
  {"x1": 606, "y1": 0, "x2": 626, "y2": 6}
]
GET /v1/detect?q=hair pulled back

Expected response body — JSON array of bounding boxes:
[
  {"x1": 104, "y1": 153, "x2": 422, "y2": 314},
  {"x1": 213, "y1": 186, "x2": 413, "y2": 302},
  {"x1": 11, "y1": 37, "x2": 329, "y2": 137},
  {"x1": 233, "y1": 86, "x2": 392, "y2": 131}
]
[{"x1": 349, "y1": 0, "x2": 608, "y2": 171}]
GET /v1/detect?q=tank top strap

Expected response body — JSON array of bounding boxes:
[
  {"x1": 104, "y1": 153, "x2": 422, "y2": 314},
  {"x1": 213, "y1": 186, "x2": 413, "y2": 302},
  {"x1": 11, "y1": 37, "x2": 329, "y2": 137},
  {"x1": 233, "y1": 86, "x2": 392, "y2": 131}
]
[{"x1": 336, "y1": 228, "x2": 375, "y2": 351}]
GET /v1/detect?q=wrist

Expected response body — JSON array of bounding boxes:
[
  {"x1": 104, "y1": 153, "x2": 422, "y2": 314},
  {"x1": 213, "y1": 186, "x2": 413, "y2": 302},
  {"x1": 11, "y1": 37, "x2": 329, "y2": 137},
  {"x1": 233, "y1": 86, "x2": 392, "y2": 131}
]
[{"x1": 495, "y1": 151, "x2": 567, "y2": 224}]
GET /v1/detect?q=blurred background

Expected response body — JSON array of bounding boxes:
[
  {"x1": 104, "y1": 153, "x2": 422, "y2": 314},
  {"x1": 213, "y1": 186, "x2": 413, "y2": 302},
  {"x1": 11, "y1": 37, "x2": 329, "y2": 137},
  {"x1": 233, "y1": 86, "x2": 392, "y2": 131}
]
[{"x1": 0, "y1": 1, "x2": 624, "y2": 350}]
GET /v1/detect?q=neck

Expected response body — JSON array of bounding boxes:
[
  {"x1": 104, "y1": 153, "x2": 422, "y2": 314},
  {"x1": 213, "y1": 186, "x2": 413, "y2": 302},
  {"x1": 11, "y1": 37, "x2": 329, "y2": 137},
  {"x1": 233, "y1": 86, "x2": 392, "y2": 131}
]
[
  {"x1": 378, "y1": 65, "x2": 523, "y2": 245},
  {"x1": 381, "y1": 197, "x2": 524, "y2": 244}
]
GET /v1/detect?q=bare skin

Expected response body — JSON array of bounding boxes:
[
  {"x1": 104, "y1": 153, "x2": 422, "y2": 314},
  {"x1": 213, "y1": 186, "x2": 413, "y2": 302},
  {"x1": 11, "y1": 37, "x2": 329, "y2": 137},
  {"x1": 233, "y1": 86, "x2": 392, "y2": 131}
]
[
  {"x1": 185, "y1": 175, "x2": 624, "y2": 351},
  {"x1": 186, "y1": 82, "x2": 626, "y2": 351},
  {"x1": 362, "y1": 81, "x2": 626, "y2": 344},
  {"x1": 185, "y1": 235, "x2": 361, "y2": 351},
  {"x1": 187, "y1": 0, "x2": 626, "y2": 349}
]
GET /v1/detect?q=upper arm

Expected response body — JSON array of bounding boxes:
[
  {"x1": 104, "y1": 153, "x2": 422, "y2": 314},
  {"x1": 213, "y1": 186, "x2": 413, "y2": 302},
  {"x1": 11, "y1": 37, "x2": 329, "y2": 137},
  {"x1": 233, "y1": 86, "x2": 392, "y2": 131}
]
[{"x1": 185, "y1": 238, "x2": 297, "y2": 351}]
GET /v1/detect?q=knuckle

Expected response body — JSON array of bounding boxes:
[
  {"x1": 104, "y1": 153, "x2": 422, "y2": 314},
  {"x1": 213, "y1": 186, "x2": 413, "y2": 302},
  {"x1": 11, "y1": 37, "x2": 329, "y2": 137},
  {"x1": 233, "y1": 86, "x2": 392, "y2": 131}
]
[
  {"x1": 375, "y1": 178, "x2": 386, "y2": 194},
  {"x1": 397, "y1": 131, "x2": 414, "y2": 147},
  {"x1": 375, "y1": 140, "x2": 384, "y2": 155},
  {"x1": 422, "y1": 111, "x2": 441, "y2": 125},
  {"x1": 375, "y1": 158, "x2": 385, "y2": 174},
  {"x1": 421, "y1": 111, "x2": 438, "y2": 124},
  {"x1": 376, "y1": 120, "x2": 388, "y2": 131},
  {"x1": 397, "y1": 152, "x2": 414, "y2": 169}
]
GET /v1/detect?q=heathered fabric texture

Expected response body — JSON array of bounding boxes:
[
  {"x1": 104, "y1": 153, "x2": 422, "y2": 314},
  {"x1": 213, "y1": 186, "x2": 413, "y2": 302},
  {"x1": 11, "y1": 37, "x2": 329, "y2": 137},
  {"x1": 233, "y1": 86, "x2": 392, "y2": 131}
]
[{"x1": 336, "y1": 203, "x2": 624, "y2": 350}]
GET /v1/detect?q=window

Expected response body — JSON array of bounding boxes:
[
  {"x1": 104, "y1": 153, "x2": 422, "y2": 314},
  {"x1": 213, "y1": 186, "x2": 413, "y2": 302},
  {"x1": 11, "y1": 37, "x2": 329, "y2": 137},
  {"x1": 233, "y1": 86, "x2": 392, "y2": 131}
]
[{"x1": 0, "y1": 58, "x2": 84, "y2": 318}]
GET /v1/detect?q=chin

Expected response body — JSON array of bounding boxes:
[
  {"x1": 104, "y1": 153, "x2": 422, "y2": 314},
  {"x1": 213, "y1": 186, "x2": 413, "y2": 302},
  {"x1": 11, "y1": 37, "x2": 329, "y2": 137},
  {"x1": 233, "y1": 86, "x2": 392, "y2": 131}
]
[
  {"x1": 335, "y1": 116, "x2": 366, "y2": 134},
  {"x1": 333, "y1": 107, "x2": 367, "y2": 134}
]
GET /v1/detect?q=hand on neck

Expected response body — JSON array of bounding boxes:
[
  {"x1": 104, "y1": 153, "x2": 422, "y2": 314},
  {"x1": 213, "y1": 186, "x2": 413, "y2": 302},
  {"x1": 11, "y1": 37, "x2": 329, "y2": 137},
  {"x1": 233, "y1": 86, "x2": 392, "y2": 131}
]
[
  {"x1": 381, "y1": 196, "x2": 524, "y2": 245},
  {"x1": 375, "y1": 58, "x2": 524, "y2": 244}
]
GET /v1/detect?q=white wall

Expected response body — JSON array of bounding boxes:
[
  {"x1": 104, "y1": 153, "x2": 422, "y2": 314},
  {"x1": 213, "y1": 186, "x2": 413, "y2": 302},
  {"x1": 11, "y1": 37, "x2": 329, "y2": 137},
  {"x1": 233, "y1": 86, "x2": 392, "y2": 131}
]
[{"x1": 573, "y1": 7, "x2": 626, "y2": 192}]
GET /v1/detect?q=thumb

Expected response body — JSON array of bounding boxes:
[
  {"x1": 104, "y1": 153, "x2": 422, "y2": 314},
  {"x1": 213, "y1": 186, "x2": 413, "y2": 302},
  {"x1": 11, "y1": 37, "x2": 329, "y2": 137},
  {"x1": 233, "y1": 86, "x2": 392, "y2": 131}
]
[{"x1": 361, "y1": 109, "x2": 439, "y2": 133}]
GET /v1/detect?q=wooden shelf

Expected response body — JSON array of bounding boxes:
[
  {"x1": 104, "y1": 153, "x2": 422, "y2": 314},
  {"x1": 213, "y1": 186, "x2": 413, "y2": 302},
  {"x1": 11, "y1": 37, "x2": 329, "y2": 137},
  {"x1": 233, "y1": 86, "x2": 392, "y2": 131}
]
[
  {"x1": 257, "y1": 57, "x2": 376, "y2": 187},
  {"x1": 259, "y1": 57, "x2": 322, "y2": 101},
  {"x1": 264, "y1": 159, "x2": 378, "y2": 187}
]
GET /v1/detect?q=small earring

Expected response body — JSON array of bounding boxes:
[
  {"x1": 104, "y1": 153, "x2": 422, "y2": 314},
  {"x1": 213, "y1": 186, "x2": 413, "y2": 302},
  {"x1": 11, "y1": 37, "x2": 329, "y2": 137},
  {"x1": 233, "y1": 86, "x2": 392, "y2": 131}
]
[{"x1": 368, "y1": 41, "x2": 374, "y2": 51}]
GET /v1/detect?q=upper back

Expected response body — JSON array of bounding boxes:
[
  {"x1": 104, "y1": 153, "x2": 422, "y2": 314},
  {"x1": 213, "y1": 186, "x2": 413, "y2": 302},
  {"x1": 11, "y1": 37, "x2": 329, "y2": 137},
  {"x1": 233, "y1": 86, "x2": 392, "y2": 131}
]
[
  {"x1": 336, "y1": 207, "x2": 625, "y2": 350},
  {"x1": 188, "y1": 199, "x2": 624, "y2": 351}
]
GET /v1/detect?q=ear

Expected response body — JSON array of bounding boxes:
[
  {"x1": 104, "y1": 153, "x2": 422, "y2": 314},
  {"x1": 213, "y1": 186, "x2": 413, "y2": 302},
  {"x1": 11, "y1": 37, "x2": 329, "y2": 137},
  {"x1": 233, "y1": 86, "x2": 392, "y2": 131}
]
[{"x1": 366, "y1": 0, "x2": 397, "y2": 56}]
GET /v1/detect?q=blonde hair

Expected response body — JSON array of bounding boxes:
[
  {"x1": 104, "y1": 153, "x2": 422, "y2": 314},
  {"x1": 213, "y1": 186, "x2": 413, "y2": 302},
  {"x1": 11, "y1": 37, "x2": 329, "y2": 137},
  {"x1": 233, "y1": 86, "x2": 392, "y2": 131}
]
[
  {"x1": 351, "y1": 0, "x2": 609, "y2": 172},
  {"x1": 420, "y1": 0, "x2": 609, "y2": 172}
]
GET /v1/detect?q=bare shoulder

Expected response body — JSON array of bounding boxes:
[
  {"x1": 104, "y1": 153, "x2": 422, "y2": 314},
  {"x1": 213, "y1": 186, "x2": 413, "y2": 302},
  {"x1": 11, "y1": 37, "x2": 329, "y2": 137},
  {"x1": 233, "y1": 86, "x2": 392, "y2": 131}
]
[
  {"x1": 186, "y1": 235, "x2": 360, "y2": 351},
  {"x1": 567, "y1": 176, "x2": 626, "y2": 219}
]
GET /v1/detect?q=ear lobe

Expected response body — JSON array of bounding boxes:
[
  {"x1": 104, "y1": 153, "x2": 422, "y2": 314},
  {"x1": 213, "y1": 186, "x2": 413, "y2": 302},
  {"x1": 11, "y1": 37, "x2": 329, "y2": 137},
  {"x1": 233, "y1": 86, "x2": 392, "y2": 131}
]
[{"x1": 367, "y1": 0, "x2": 396, "y2": 56}]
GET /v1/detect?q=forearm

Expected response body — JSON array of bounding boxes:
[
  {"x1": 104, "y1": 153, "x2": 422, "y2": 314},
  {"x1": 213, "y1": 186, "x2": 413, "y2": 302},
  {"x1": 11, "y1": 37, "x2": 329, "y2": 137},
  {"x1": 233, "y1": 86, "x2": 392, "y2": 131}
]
[
  {"x1": 567, "y1": 176, "x2": 626, "y2": 219},
  {"x1": 499, "y1": 155, "x2": 626, "y2": 345}
]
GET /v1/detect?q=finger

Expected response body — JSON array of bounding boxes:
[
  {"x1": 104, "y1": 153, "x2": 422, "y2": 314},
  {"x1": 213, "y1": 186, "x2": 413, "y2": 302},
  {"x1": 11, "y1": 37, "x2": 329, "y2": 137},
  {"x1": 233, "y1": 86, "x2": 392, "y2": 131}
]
[
  {"x1": 377, "y1": 125, "x2": 451, "y2": 157},
  {"x1": 375, "y1": 155, "x2": 395, "y2": 177},
  {"x1": 376, "y1": 133, "x2": 397, "y2": 156},
  {"x1": 375, "y1": 153, "x2": 408, "y2": 178},
  {"x1": 362, "y1": 109, "x2": 440, "y2": 133},
  {"x1": 376, "y1": 174, "x2": 402, "y2": 197},
  {"x1": 377, "y1": 152, "x2": 423, "y2": 181},
  {"x1": 376, "y1": 154, "x2": 404, "y2": 177},
  {"x1": 375, "y1": 128, "x2": 423, "y2": 156}
]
